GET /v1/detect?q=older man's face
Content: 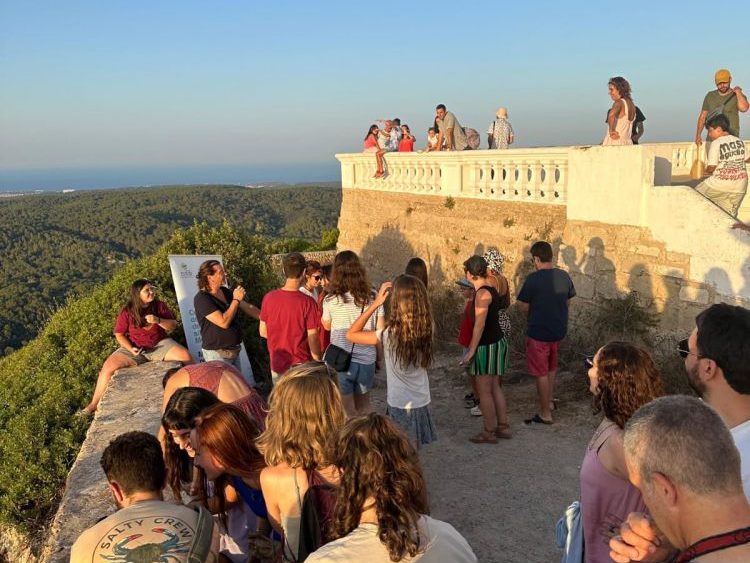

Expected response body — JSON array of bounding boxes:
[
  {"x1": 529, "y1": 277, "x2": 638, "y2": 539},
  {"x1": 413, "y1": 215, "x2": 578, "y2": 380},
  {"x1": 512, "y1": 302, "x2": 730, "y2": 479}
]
[{"x1": 384, "y1": 120, "x2": 393, "y2": 131}]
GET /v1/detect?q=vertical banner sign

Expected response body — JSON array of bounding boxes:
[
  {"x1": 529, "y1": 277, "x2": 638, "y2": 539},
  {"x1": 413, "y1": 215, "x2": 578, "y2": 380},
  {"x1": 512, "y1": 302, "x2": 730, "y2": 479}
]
[{"x1": 168, "y1": 255, "x2": 255, "y2": 386}]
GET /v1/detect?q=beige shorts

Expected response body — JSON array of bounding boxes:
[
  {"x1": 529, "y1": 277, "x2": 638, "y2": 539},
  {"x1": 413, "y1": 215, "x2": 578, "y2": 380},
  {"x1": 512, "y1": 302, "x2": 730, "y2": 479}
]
[
  {"x1": 695, "y1": 183, "x2": 745, "y2": 217},
  {"x1": 116, "y1": 338, "x2": 179, "y2": 364}
]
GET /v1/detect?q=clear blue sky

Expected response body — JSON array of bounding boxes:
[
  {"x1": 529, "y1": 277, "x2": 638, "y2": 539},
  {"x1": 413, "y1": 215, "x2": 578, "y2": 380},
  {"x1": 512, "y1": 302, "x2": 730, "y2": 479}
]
[{"x1": 1, "y1": 0, "x2": 748, "y2": 174}]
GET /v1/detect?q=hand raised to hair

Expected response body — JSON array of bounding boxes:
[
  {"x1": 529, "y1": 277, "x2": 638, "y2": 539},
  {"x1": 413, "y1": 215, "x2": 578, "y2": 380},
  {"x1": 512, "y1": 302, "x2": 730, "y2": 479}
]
[{"x1": 375, "y1": 282, "x2": 392, "y2": 305}]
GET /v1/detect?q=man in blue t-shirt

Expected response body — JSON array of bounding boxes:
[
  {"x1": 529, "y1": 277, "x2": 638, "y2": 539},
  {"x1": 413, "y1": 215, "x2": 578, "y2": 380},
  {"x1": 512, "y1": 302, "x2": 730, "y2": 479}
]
[{"x1": 517, "y1": 241, "x2": 575, "y2": 425}]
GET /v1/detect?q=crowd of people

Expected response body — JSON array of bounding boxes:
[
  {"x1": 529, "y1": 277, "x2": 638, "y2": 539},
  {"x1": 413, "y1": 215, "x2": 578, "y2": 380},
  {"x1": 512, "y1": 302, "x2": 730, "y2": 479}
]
[
  {"x1": 361, "y1": 70, "x2": 749, "y2": 224},
  {"x1": 71, "y1": 239, "x2": 750, "y2": 562}
]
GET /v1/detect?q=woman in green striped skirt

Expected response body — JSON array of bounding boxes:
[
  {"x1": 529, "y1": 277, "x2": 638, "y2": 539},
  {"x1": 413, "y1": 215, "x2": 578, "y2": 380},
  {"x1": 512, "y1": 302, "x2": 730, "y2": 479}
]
[{"x1": 460, "y1": 255, "x2": 511, "y2": 444}]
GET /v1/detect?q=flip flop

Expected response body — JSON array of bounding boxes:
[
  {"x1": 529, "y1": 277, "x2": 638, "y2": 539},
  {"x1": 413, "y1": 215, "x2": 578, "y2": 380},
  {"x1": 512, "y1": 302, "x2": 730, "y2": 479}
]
[
  {"x1": 469, "y1": 431, "x2": 498, "y2": 444},
  {"x1": 524, "y1": 414, "x2": 553, "y2": 425}
]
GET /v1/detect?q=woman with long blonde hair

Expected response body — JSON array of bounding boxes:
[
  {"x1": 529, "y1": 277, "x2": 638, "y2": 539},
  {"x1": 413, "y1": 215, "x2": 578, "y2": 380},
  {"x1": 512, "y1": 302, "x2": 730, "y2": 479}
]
[
  {"x1": 347, "y1": 275, "x2": 437, "y2": 448},
  {"x1": 306, "y1": 414, "x2": 476, "y2": 562},
  {"x1": 256, "y1": 362, "x2": 346, "y2": 561}
]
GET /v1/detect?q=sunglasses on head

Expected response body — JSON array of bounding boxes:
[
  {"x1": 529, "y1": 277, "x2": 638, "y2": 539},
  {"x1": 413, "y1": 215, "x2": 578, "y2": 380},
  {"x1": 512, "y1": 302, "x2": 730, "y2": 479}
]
[{"x1": 584, "y1": 355, "x2": 595, "y2": 369}]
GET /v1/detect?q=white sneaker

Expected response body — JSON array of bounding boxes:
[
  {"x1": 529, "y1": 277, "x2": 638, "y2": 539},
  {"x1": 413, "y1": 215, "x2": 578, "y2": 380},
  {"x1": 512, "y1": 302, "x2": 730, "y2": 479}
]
[{"x1": 470, "y1": 405, "x2": 482, "y2": 416}]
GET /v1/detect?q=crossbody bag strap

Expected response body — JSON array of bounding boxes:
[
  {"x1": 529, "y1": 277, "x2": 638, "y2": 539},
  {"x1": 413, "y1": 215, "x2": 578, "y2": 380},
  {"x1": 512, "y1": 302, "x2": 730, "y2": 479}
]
[{"x1": 349, "y1": 303, "x2": 365, "y2": 355}]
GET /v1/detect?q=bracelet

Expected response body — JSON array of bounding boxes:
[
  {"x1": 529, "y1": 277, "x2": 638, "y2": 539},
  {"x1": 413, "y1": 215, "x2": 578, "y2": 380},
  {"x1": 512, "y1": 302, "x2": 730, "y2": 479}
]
[{"x1": 233, "y1": 298, "x2": 240, "y2": 303}]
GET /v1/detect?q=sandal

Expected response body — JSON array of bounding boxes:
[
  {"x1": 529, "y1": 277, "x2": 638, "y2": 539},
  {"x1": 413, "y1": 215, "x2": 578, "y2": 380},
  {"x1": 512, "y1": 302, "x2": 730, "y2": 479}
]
[
  {"x1": 495, "y1": 423, "x2": 512, "y2": 439},
  {"x1": 524, "y1": 414, "x2": 553, "y2": 425},
  {"x1": 373, "y1": 171, "x2": 384, "y2": 179},
  {"x1": 469, "y1": 430, "x2": 498, "y2": 444}
]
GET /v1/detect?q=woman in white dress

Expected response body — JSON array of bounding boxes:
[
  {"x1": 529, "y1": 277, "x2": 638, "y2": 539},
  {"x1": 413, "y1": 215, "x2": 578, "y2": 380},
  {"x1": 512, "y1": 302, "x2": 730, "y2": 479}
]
[{"x1": 602, "y1": 76, "x2": 635, "y2": 146}]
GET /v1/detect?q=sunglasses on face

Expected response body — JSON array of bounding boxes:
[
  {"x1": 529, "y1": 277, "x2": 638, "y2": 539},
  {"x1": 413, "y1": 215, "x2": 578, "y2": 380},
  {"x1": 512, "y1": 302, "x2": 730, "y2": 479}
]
[{"x1": 312, "y1": 275, "x2": 322, "y2": 281}]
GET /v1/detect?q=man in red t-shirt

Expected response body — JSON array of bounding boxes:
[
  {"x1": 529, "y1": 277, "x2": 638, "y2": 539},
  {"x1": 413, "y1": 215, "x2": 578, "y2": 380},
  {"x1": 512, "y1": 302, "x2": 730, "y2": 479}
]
[{"x1": 259, "y1": 252, "x2": 321, "y2": 383}]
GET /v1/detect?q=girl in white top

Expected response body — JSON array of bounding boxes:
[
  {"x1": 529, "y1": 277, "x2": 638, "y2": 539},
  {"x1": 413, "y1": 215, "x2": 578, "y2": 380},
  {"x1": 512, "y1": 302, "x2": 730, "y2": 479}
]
[
  {"x1": 602, "y1": 76, "x2": 635, "y2": 146},
  {"x1": 347, "y1": 275, "x2": 437, "y2": 447},
  {"x1": 306, "y1": 413, "x2": 476, "y2": 563}
]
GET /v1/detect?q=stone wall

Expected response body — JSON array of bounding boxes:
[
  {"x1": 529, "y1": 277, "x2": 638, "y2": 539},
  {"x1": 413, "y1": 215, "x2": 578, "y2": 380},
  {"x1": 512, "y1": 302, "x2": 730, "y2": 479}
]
[
  {"x1": 40, "y1": 362, "x2": 177, "y2": 563},
  {"x1": 337, "y1": 187, "x2": 749, "y2": 335}
]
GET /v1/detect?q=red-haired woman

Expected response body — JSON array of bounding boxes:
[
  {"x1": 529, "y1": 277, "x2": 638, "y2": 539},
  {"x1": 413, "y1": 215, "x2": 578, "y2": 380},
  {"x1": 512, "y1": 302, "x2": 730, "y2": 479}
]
[
  {"x1": 191, "y1": 402, "x2": 274, "y2": 560},
  {"x1": 306, "y1": 413, "x2": 476, "y2": 562},
  {"x1": 81, "y1": 279, "x2": 193, "y2": 415},
  {"x1": 581, "y1": 342, "x2": 663, "y2": 562}
]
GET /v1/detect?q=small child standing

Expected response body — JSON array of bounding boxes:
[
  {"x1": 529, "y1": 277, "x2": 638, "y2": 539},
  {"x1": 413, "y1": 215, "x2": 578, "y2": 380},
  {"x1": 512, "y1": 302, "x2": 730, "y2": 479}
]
[
  {"x1": 347, "y1": 275, "x2": 437, "y2": 448},
  {"x1": 426, "y1": 127, "x2": 440, "y2": 151}
]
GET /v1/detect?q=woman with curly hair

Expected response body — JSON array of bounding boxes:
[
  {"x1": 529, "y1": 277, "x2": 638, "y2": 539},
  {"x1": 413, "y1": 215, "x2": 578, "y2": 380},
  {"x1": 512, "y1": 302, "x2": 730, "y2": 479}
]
[
  {"x1": 322, "y1": 250, "x2": 385, "y2": 416},
  {"x1": 602, "y1": 76, "x2": 636, "y2": 146},
  {"x1": 81, "y1": 279, "x2": 193, "y2": 415},
  {"x1": 347, "y1": 276, "x2": 437, "y2": 448},
  {"x1": 307, "y1": 413, "x2": 476, "y2": 562},
  {"x1": 580, "y1": 342, "x2": 663, "y2": 562},
  {"x1": 255, "y1": 362, "x2": 345, "y2": 562}
]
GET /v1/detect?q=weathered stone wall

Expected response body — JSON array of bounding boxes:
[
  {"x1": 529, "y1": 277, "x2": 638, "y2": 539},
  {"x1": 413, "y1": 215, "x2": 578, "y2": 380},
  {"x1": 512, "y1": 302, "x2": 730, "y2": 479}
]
[
  {"x1": 337, "y1": 188, "x2": 749, "y2": 335},
  {"x1": 40, "y1": 362, "x2": 177, "y2": 563}
]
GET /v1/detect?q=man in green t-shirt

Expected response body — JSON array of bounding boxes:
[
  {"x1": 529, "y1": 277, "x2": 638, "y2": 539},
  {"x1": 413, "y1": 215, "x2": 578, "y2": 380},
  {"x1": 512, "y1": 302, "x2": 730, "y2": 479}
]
[{"x1": 695, "y1": 68, "x2": 748, "y2": 145}]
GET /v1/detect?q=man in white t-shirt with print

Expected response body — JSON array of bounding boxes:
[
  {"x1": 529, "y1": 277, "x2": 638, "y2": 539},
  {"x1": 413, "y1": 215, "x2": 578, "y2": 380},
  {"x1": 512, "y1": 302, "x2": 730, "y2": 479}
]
[{"x1": 695, "y1": 113, "x2": 749, "y2": 217}]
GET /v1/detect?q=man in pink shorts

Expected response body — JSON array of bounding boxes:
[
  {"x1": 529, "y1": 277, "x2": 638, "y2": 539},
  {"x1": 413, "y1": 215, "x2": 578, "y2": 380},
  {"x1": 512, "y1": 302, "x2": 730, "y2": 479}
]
[{"x1": 517, "y1": 241, "x2": 575, "y2": 424}]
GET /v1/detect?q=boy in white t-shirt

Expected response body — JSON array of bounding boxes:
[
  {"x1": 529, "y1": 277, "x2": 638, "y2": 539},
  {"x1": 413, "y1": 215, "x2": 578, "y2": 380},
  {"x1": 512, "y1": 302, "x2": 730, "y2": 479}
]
[{"x1": 696, "y1": 114, "x2": 749, "y2": 216}]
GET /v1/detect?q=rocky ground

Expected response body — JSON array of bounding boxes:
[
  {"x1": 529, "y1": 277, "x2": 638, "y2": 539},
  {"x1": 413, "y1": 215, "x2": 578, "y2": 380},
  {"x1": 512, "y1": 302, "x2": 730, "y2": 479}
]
[{"x1": 368, "y1": 346, "x2": 596, "y2": 563}]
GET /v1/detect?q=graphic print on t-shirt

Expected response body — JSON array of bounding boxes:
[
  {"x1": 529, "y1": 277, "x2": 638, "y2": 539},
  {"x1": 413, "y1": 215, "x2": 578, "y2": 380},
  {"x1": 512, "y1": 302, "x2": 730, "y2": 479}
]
[
  {"x1": 706, "y1": 136, "x2": 747, "y2": 193},
  {"x1": 91, "y1": 515, "x2": 194, "y2": 561}
]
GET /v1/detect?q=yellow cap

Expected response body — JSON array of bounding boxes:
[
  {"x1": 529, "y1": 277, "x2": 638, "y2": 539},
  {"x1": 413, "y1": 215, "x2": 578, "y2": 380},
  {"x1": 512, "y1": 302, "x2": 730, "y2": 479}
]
[{"x1": 715, "y1": 69, "x2": 731, "y2": 84}]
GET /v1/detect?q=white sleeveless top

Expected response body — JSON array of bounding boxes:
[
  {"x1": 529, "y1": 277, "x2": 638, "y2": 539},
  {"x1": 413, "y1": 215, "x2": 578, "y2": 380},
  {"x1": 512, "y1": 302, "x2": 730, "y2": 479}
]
[{"x1": 602, "y1": 99, "x2": 634, "y2": 146}]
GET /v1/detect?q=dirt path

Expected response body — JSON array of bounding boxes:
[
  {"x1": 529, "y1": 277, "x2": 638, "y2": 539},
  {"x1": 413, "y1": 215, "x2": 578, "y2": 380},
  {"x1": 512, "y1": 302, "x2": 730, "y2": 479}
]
[{"x1": 368, "y1": 347, "x2": 596, "y2": 563}]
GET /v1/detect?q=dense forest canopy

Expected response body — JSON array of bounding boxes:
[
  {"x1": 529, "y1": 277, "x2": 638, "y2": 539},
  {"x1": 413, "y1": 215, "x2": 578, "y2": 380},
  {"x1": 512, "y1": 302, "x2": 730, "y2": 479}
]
[{"x1": 0, "y1": 184, "x2": 341, "y2": 354}]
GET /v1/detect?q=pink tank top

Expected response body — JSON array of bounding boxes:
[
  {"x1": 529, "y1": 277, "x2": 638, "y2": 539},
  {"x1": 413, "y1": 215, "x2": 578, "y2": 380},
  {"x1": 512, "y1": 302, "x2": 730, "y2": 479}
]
[
  {"x1": 187, "y1": 361, "x2": 225, "y2": 394},
  {"x1": 363, "y1": 135, "x2": 378, "y2": 149},
  {"x1": 580, "y1": 422, "x2": 645, "y2": 563}
]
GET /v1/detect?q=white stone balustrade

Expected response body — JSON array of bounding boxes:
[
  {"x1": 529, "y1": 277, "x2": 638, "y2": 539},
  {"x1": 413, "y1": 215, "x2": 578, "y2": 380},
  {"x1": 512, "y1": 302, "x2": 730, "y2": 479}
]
[{"x1": 336, "y1": 148, "x2": 570, "y2": 205}]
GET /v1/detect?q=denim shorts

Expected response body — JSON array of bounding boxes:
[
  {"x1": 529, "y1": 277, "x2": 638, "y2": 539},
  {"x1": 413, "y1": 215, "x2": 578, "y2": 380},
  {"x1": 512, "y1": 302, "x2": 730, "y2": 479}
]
[
  {"x1": 201, "y1": 348, "x2": 242, "y2": 370},
  {"x1": 337, "y1": 361, "x2": 376, "y2": 396}
]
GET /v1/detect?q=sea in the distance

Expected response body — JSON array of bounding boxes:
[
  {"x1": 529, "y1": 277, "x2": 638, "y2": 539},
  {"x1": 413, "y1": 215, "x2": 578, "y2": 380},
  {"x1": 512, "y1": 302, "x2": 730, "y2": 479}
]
[{"x1": 0, "y1": 162, "x2": 339, "y2": 193}]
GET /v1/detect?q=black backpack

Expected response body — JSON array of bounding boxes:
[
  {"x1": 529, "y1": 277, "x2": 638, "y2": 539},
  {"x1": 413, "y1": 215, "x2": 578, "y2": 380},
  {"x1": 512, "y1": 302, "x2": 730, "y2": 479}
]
[{"x1": 295, "y1": 470, "x2": 338, "y2": 562}]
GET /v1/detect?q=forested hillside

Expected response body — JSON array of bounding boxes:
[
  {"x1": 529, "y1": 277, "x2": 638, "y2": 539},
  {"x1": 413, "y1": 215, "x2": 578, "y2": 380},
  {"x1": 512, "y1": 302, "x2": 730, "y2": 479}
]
[
  {"x1": 0, "y1": 184, "x2": 341, "y2": 354},
  {"x1": 0, "y1": 222, "x2": 284, "y2": 535}
]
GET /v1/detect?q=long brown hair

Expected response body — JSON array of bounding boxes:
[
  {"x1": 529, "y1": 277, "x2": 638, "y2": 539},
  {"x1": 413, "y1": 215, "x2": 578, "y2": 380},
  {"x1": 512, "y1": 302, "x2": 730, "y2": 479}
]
[
  {"x1": 593, "y1": 342, "x2": 663, "y2": 428},
  {"x1": 326, "y1": 250, "x2": 372, "y2": 307},
  {"x1": 387, "y1": 275, "x2": 433, "y2": 369},
  {"x1": 193, "y1": 403, "x2": 265, "y2": 520},
  {"x1": 256, "y1": 362, "x2": 345, "y2": 469},
  {"x1": 124, "y1": 279, "x2": 157, "y2": 328},
  {"x1": 330, "y1": 413, "x2": 429, "y2": 561}
]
